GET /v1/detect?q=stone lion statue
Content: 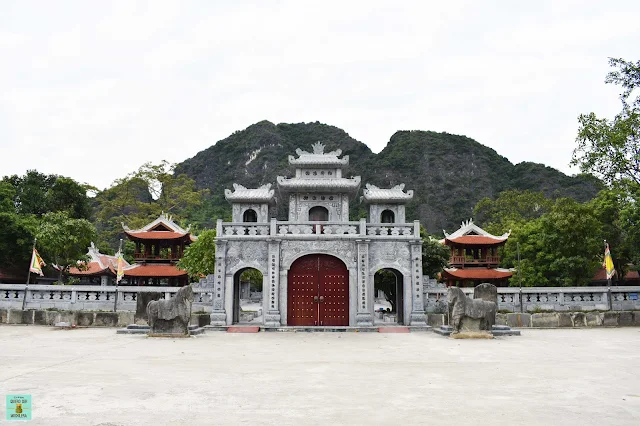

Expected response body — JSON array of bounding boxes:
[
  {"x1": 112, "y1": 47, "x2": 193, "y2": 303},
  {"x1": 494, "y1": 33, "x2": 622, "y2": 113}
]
[
  {"x1": 447, "y1": 287, "x2": 496, "y2": 333},
  {"x1": 147, "y1": 285, "x2": 194, "y2": 335}
]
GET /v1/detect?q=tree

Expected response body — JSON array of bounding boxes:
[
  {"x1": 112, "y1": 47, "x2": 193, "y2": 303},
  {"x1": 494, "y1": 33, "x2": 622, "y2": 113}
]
[
  {"x1": 420, "y1": 227, "x2": 450, "y2": 278},
  {"x1": 474, "y1": 189, "x2": 553, "y2": 234},
  {"x1": 374, "y1": 269, "x2": 400, "y2": 313},
  {"x1": 93, "y1": 161, "x2": 208, "y2": 249},
  {"x1": 176, "y1": 230, "x2": 216, "y2": 281},
  {"x1": 2, "y1": 171, "x2": 91, "y2": 219},
  {"x1": 0, "y1": 212, "x2": 39, "y2": 274},
  {"x1": 503, "y1": 198, "x2": 602, "y2": 287},
  {"x1": 240, "y1": 269, "x2": 263, "y2": 292},
  {"x1": 37, "y1": 211, "x2": 96, "y2": 282},
  {"x1": 572, "y1": 58, "x2": 640, "y2": 187}
]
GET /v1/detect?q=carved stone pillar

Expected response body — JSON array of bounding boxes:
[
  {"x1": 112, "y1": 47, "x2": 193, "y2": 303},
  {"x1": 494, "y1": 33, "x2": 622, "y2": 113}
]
[
  {"x1": 265, "y1": 240, "x2": 282, "y2": 326},
  {"x1": 210, "y1": 240, "x2": 227, "y2": 326},
  {"x1": 356, "y1": 240, "x2": 374, "y2": 326},
  {"x1": 409, "y1": 242, "x2": 427, "y2": 325}
]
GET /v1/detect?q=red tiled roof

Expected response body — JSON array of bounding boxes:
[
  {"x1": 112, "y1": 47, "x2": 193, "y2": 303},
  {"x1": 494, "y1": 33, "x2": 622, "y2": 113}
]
[
  {"x1": 445, "y1": 235, "x2": 507, "y2": 245},
  {"x1": 592, "y1": 268, "x2": 640, "y2": 281},
  {"x1": 124, "y1": 264, "x2": 188, "y2": 277},
  {"x1": 443, "y1": 268, "x2": 513, "y2": 279},
  {"x1": 68, "y1": 262, "x2": 111, "y2": 276},
  {"x1": 125, "y1": 231, "x2": 189, "y2": 240}
]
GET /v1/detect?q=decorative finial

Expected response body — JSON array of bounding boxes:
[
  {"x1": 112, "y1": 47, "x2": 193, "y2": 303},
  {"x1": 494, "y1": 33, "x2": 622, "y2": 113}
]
[{"x1": 311, "y1": 141, "x2": 325, "y2": 154}]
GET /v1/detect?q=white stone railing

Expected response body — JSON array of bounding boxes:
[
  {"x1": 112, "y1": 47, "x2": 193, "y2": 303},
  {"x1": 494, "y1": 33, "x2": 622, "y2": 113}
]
[
  {"x1": 221, "y1": 222, "x2": 270, "y2": 236},
  {"x1": 0, "y1": 284, "x2": 214, "y2": 312},
  {"x1": 277, "y1": 221, "x2": 361, "y2": 235},
  {"x1": 423, "y1": 286, "x2": 640, "y2": 313},
  {"x1": 365, "y1": 223, "x2": 414, "y2": 237},
  {"x1": 216, "y1": 218, "x2": 420, "y2": 239}
]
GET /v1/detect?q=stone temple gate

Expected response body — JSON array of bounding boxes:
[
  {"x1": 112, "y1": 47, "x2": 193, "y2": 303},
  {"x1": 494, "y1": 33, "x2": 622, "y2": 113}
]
[{"x1": 207, "y1": 142, "x2": 426, "y2": 327}]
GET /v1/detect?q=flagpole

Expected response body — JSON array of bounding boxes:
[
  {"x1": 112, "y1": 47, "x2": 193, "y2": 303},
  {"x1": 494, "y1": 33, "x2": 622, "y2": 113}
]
[
  {"x1": 113, "y1": 239, "x2": 123, "y2": 312},
  {"x1": 22, "y1": 238, "x2": 37, "y2": 310},
  {"x1": 517, "y1": 241, "x2": 523, "y2": 313}
]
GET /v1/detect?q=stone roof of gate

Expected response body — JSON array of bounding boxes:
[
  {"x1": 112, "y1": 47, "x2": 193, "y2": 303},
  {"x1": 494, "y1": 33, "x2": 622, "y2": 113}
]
[
  {"x1": 225, "y1": 183, "x2": 275, "y2": 203},
  {"x1": 288, "y1": 142, "x2": 350, "y2": 167},
  {"x1": 361, "y1": 183, "x2": 413, "y2": 203}
]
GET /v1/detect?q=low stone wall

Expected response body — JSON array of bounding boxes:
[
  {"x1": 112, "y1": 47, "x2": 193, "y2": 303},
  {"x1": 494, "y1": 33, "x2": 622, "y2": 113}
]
[
  {"x1": 0, "y1": 309, "x2": 211, "y2": 328},
  {"x1": 424, "y1": 286, "x2": 640, "y2": 313},
  {"x1": 0, "y1": 284, "x2": 214, "y2": 313},
  {"x1": 425, "y1": 311, "x2": 640, "y2": 328}
]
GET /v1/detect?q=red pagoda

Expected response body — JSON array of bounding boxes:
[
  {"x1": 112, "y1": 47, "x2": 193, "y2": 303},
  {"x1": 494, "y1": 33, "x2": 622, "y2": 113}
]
[
  {"x1": 440, "y1": 219, "x2": 513, "y2": 287},
  {"x1": 68, "y1": 242, "x2": 130, "y2": 285},
  {"x1": 121, "y1": 213, "x2": 194, "y2": 286}
]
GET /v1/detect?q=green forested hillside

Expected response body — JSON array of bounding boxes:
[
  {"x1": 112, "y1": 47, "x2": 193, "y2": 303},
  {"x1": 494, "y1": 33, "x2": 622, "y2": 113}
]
[{"x1": 176, "y1": 121, "x2": 602, "y2": 234}]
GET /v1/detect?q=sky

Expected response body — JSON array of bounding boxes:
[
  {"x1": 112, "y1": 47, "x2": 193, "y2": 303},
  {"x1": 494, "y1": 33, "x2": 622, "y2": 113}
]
[{"x1": 1, "y1": 0, "x2": 639, "y2": 190}]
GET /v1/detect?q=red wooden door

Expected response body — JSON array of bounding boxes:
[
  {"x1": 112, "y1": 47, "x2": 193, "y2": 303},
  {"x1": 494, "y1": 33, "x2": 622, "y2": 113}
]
[{"x1": 288, "y1": 254, "x2": 349, "y2": 326}]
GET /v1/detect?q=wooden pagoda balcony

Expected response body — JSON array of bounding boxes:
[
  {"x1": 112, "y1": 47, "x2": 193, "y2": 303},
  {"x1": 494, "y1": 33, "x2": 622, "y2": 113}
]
[
  {"x1": 134, "y1": 252, "x2": 182, "y2": 261},
  {"x1": 450, "y1": 255, "x2": 500, "y2": 266}
]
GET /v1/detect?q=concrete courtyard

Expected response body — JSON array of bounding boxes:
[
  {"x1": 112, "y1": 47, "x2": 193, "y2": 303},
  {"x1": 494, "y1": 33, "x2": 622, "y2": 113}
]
[{"x1": 0, "y1": 326, "x2": 639, "y2": 426}]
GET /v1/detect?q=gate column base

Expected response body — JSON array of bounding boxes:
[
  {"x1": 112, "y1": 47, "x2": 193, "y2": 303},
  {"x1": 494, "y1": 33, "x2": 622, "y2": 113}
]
[
  {"x1": 356, "y1": 312, "x2": 374, "y2": 327},
  {"x1": 409, "y1": 311, "x2": 427, "y2": 326},
  {"x1": 264, "y1": 311, "x2": 281, "y2": 327},
  {"x1": 210, "y1": 311, "x2": 227, "y2": 326}
]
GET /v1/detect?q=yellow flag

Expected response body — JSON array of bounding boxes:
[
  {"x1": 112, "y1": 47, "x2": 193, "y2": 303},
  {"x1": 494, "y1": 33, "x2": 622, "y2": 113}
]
[
  {"x1": 116, "y1": 252, "x2": 125, "y2": 283},
  {"x1": 29, "y1": 248, "x2": 46, "y2": 276},
  {"x1": 604, "y1": 243, "x2": 615, "y2": 280}
]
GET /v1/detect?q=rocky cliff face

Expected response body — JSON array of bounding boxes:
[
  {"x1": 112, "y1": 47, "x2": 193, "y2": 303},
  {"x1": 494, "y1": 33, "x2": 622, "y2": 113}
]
[{"x1": 175, "y1": 121, "x2": 601, "y2": 234}]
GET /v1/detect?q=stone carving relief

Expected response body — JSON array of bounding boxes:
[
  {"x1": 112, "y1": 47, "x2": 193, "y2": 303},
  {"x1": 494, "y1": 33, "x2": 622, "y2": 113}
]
[
  {"x1": 368, "y1": 242, "x2": 411, "y2": 274},
  {"x1": 280, "y1": 240, "x2": 356, "y2": 269},
  {"x1": 225, "y1": 241, "x2": 269, "y2": 274}
]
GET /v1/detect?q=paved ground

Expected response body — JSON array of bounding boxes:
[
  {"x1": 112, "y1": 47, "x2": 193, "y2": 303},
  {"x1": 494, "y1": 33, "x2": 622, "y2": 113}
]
[{"x1": 1, "y1": 326, "x2": 639, "y2": 426}]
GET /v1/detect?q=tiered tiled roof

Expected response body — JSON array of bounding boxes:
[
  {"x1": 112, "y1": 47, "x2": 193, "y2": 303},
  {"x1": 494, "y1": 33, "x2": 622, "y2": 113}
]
[
  {"x1": 278, "y1": 142, "x2": 360, "y2": 193},
  {"x1": 122, "y1": 213, "x2": 195, "y2": 241},
  {"x1": 361, "y1": 183, "x2": 413, "y2": 204},
  {"x1": 225, "y1": 183, "x2": 275, "y2": 203},
  {"x1": 442, "y1": 268, "x2": 513, "y2": 280},
  {"x1": 277, "y1": 175, "x2": 361, "y2": 192},
  {"x1": 68, "y1": 242, "x2": 130, "y2": 276},
  {"x1": 441, "y1": 219, "x2": 510, "y2": 246},
  {"x1": 287, "y1": 142, "x2": 350, "y2": 167},
  {"x1": 122, "y1": 264, "x2": 187, "y2": 278}
]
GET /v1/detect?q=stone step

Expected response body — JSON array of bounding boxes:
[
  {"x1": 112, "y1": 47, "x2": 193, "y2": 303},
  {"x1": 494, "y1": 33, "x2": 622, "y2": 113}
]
[
  {"x1": 378, "y1": 327, "x2": 410, "y2": 333},
  {"x1": 227, "y1": 326, "x2": 260, "y2": 333}
]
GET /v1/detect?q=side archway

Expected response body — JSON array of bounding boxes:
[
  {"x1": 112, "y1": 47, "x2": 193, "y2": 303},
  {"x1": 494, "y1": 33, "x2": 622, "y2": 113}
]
[
  {"x1": 373, "y1": 268, "x2": 404, "y2": 324},
  {"x1": 232, "y1": 267, "x2": 264, "y2": 324}
]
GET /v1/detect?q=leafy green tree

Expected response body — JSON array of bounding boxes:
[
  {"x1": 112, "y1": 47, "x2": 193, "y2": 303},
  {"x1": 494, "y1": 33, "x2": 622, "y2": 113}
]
[
  {"x1": 420, "y1": 227, "x2": 450, "y2": 278},
  {"x1": 2, "y1": 171, "x2": 90, "y2": 219},
  {"x1": 0, "y1": 212, "x2": 39, "y2": 274},
  {"x1": 474, "y1": 189, "x2": 553, "y2": 234},
  {"x1": 504, "y1": 198, "x2": 602, "y2": 287},
  {"x1": 240, "y1": 268, "x2": 263, "y2": 292},
  {"x1": 374, "y1": 269, "x2": 400, "y2": 313},
  {"x1": 573, "y1": 58, "x2": 640, "y2": 187},
  {"x1": 93, "y1": 161, "x2": 208, "y2": 249},
  {"x1": 37, "y1": 211, "x2": 96, "y2": 282},
  {"x1": 177, "y1": 230, "x2": 216, "y2": 281}
]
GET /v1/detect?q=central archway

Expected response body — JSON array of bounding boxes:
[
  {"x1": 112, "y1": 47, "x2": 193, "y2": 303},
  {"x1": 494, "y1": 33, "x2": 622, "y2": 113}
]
[{"x1": 287, "y1": 254, "x2": 348, "y2": 326}]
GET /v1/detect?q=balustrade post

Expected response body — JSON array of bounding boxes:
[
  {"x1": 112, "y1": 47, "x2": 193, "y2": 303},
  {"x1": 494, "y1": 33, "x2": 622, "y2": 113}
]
[
  {"x1": 71, "y1": 289, "x2": 77, "y2": 304},
  {"x1": 270, "y1": 218, "x2": 276, "y2": 236},
  {"x1": 413, "y1": 220, "x2": 420, "y2": 237},
  {"x1": 216, "y1": 219, "x2": 223, "y2": 236},
  {"x1": 359, "y1": 218, "x2": 367, "y2": 236}
]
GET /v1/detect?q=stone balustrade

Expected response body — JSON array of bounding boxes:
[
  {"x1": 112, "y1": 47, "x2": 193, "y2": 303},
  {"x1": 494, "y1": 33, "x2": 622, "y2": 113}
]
[
  {"x1": 423, "y1": 286, "x2": 640, "y2": 313},
  {"x1": 0, "y1": 284, "x2": 214, "y2": 312},
  {"x1": 217, "y1": 218, "x2": 420, "y2": 239}
]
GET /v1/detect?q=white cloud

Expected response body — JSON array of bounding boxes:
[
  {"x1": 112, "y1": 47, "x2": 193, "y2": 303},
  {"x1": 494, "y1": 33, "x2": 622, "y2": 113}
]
[{"x1": 0, "y1": 0, "x2": 638, "y2": 189}]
